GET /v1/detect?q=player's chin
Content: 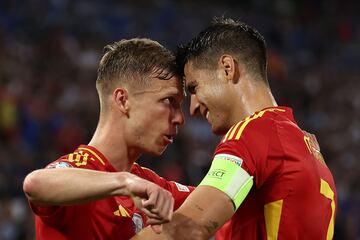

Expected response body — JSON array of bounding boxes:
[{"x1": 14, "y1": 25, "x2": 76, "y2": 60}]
[
  {"x1": 146, "y1": 145, "x2": 168, "y2": 157},
  {"x1": 211, "y1": 124, "x2": 228, "y2": 136}
]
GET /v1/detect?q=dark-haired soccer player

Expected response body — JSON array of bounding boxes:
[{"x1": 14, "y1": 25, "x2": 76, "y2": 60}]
[
  {"x1": 23, "y1": 38, "x2": 194, "y2": 239},
  {"x1": 134, "y1": 18, "x2": 337, "y2": 240}
]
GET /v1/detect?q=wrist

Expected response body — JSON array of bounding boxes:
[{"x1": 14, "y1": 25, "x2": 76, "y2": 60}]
[{"x1": 112, "y1": 171, "x2": 134, "y2": 196}]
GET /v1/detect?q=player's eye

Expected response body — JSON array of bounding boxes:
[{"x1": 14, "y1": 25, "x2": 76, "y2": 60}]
[
  {"x1": 186, "y1": 84, "x2": 197, "y2": 94},
  {"x1": 163, "y1": 97, "x2": 181, "y2": 109},
  {"x1": 163, "y1": 97, "x2": 174, "y2": 104}
]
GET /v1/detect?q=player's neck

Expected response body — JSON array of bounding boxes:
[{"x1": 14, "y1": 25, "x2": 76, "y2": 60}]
[
  {"x1": 236, "y1": 80, "x2": 277, "y2": 121},
  {"x1": 89, "y1": 122, "x2": 139, "y2": 172}
]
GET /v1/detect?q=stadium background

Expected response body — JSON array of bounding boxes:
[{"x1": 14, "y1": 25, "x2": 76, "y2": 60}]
[{"x1": 0, "y1": 0, "x2": 359, "y2": 239}]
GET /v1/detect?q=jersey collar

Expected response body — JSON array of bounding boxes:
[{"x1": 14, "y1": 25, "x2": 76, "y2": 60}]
[{"x1": 260, "y1": 106, "x2": 296, "y2": 123}]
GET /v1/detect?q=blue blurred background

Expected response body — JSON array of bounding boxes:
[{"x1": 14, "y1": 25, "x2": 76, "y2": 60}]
[{"x1": 0, "y1": 0, "x2": 359, "y2": 239}]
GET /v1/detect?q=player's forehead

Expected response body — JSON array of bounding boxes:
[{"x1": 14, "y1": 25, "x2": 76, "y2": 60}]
[
  {"x1": 150, "y1": 75, "x2": 184, "y2": 98},
  {"x1": 183, "y1": 60, "x2": 207, "y2": 87},
  {"x1": 184, "y1": 61, "x2": 196, "y2": 85}
]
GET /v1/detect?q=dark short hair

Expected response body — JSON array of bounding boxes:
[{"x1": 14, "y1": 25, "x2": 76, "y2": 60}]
[
  {"x1": 177, "y1": 17, "x2": 267, "y2": 81},
  {"x1": 97, "y1": 38, "x2": 178, "y2": 95}
]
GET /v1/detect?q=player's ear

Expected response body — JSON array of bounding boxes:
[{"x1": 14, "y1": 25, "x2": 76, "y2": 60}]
[
  {"x1": 113, "y1": 87, "x2": 130, "y2": 114},
  {"x1": 219, "y1": 54, "x2": 240, "y2": 84}
]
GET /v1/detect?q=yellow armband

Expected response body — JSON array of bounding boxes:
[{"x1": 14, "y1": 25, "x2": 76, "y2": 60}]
[{"x1": 199, "y1": 154, "x2": 253, "y2": 209}]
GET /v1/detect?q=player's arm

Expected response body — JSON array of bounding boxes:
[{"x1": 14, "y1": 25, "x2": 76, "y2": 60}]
[
  {"x1": 136, "y1": 165, "x2": 195, "y2": 209},
  {"x1": 23, "y1": 168, "x2": 174, "y2": 224},
  {"x1": 132, "y1": 155, "x2": 254, "y2": 239}
]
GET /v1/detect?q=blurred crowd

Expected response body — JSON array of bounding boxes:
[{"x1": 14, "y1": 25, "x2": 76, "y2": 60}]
[{"x1": 0, "y1": 0, "x2": 359, "y2": 239}]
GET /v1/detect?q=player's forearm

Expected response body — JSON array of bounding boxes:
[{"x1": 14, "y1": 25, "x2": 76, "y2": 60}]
[
  {"x1": 132, "y1": 186, "x2": 234, "y2": 240},
  {"x1": 132, "y1": 209, "x2": 210, "y2": 240},
  {"x1": 23, "y1": 168, "x2": 131, "y2": 205}
]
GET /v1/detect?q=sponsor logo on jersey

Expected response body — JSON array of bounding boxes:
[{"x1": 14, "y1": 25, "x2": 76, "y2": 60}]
[
  {"x1": 132, "y1": 213, "x2": 144, "y2": 234},
  {"x1": 214, "y1": 154, "x2": 243, "y2": 166},
  {"x1": 174, "y1": 182, "x2": 190, "y2": 192},
  {"x1": 47, "y1": 161, "x2": 73, "y2": 169},
  {"x1": 113, "y1": 204, "x2": 130, "y2": 218},
  {"x1": 207, "y1": 169, "x2": 226, "y2": 179}
]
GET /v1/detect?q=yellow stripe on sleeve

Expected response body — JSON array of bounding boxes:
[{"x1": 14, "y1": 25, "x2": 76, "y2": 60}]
[
  {"x1": 222, "y1": 108, "x2": 285, "y2": 143},
  {"x1": 234, "y1": 108, "x2": 285, "y2": 140},
  {"x1": 223, "y1": 124, "x2": 236, "y2": 142},
  {"x1": 227, "y1": 120, "x2": 243, "y2": 141}
]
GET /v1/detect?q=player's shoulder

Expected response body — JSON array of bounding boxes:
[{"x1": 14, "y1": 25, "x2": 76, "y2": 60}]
[
  {"x1": 221, "y1": 107, "x2": 286, "y2": 143},
  {"x1": 46, "y1": 154, "x2": 74, "y2": 169},
  {"x1": 45, "y1": 145, "x2": 106, "y2": 170},
  {"x1": 131, "y1": 163, "x2": 158, "y2": 180}
]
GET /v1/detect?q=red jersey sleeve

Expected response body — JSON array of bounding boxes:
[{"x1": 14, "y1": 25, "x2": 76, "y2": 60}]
[
  {"x1": 29, "y1": 147, "x2": 103, "y2": 224},
  {"x1": 131, "y1": 164, "x2": 195, "y2": 210}
]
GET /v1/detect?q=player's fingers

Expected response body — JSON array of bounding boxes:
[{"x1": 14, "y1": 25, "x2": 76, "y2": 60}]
[
  {"x1": 132, "y1": 195, "x2": 143, "y2": 209},
  {"x1": 140, "y1": 207, "x2": 161, "y2": 219},
  {"x1": 151, "y1": 224, "x2": 163, "y2": 234},
  {"x1": 150, "y1": 189, "x2": 167, "y2": 214},
  {"x1": 157, "y1": 191, "x2": 173, "y2": 222},
  {"x1": 167, "y1": 196, "x2": 174, "y2": 221},
  {"x1": 142, "y1": 199, "x2": 159, "y2": 217},
  {"x1": 147, "y1": 217, "x2": 165, "y2": 225},
  {"x1": 146, "y1": 207, "x2": 172, "y2": 225},
  {"x1": 155, "y1": 193, "x2": 167, "y2": 218},
  {"x1": 142, "y1": 186, "x2": 159, "y2": 209}
]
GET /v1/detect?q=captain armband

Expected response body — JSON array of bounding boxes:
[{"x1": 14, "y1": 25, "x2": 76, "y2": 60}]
[{"x1": 199, "y1": 154, "x2": 253, "y2": 210}]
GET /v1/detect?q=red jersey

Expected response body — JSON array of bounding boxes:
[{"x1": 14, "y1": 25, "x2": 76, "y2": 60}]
[
  {"x1": 30, "y1": 145, "x2": 194, "y2": 240},
  {"x1": 215, "y1": 107, "x2": 337, "y2": 240}
]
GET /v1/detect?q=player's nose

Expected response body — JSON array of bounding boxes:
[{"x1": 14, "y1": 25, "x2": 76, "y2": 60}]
[
  {"x1": 189, "y1": 94, "x2": 200, "y2": 116},
  {"x1": 173, "y1": 106, "x2": 185, "y2": 126}
]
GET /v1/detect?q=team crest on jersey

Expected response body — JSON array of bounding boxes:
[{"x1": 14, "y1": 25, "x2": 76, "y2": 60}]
[
  {"x1": 214, "y1": 154, "x2": 243, "y2": 166},
  {"x1": 132, "y1": 213, "x2": 143, "y2": 234},
  {"x1": 47, "y1": 161, "x2": 73, "y2": 169}
]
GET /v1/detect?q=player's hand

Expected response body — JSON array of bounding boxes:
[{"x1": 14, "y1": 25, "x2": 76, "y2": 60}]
[{"x1": 125, "y1": 173, "x2": 174, "y2": 231}]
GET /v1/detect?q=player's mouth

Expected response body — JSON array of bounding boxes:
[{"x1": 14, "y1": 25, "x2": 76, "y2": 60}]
[
  {"x1": 163, "y1": 134, "x2": 174, "y2": 144},
  {"x1": 201, "y1": 109, "x2": 210, "y2": 122}
]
